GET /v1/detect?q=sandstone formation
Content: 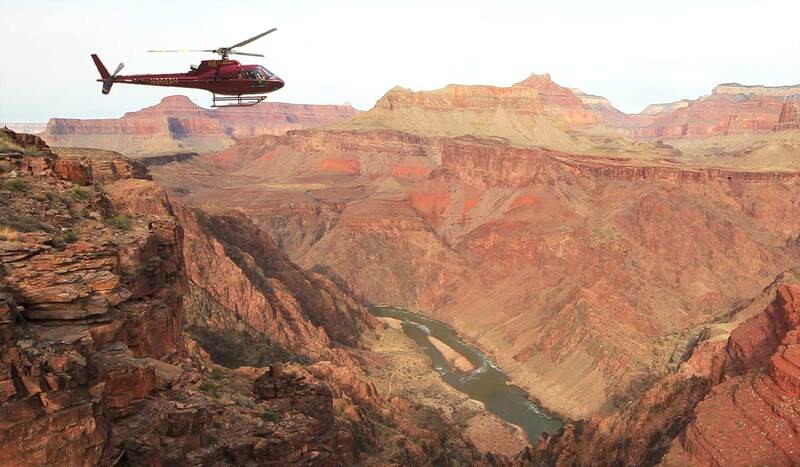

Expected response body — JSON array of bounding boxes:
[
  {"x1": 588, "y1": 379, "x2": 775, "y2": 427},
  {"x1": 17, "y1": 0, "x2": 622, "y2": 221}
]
[
  {"x1": 171, "y1": 204, "x2": 376, "y2": 365},
  {"x1": 775, "y1": 101, "x2": 800, "y2": 131},
  {"x1": 712, "y1": 82, "x2": 800, "y2": 100},
  {"x1": 0, "y1": 129, "x2": 504, "y2": 465},
  {"x1": 16, "y1": 70, "x2": 800, "y2": 465},
  {"x1": 529, "y1": 278, "x2": 800, "y2": 466},
  {"x1": 337, "y1": 74, "x2": 665, "y2": 158},
  {"x1": 148, "y1": 74, "x2": 800, "y2": 424},
  {"x1": 41, "y1": 96, "x2": 359, "y2": 157},
  {"x1": 594, "y1": 82, "x2": 800, "y2": 141}
]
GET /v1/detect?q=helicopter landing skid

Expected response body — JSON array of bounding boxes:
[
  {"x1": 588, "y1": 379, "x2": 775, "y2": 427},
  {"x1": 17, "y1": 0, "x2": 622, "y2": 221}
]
[{"x1": 212, "y1": 94, "x2": 267, "y2": 107}]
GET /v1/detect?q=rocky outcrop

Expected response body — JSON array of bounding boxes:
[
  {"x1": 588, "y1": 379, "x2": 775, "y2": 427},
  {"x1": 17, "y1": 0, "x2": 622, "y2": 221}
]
[
  {"x1": 513, "y1": 73, "x2": 601, "y2": 126},
  {"x1": 148, "y1": 88, "x2": 800, "y2": 421},
  {"x1": 528, "y1": 282, "x2": 800, "y2": 466},
  {"x1": 712, "y1": 82, "x2": 800, "y2": 100},
  {"x1": 41, "y1": 96, "x2": 359, "y2": 157},
  {"x1": 0, "y1": 133, "x2": 496, "y2": 465},
  {"x1": 640, "y1": 99, "x2": 692, "y2": 116},
  {"x1": 593, "y1": 82, "x2": 800, "y2": 140},
  {"x1": 175, "y1": 204, "x2": 377, "y2": 364},
  {"x1": 775, "y1": 102, "x2": 800, "y2": 131},
  {"x1": 0, "y1": 137, "x2": 188, "y2": 465},
  {"x1": 212, "y1": 101, "x2": 360, "y2": 139},
  {"x1": 337, "y1": 75, "x2": 630, "y2": 153},
  {"x1": 628, "y1": 94, "x2": 787, "y2": 139},
  {"x1": 665, "y1": 284, "x2": 800, "y2": 465}
]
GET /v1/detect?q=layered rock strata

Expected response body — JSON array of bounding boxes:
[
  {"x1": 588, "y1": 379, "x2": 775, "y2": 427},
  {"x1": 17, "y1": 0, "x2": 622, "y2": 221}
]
[
  {"x1": 41, "y1": 96, "x2": 359, "y2": 157},
  {"x1": 0, "y1": 129, "x2": 500, "y2": 465}
]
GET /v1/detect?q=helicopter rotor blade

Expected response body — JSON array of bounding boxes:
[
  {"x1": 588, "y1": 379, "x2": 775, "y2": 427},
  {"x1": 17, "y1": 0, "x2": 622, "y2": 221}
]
[
  {"x1": 112, "y1": 62, "x2": 125, "y2": 77},
  {"x1": 229, "y1": 51, "x2": 265, "y2": 57},
  {"x1": 147, "y1": 49, "x2": 214, "y2": 53},
  {"x1": 229, "y1": 28, "x2": 276, "y2": 49}
]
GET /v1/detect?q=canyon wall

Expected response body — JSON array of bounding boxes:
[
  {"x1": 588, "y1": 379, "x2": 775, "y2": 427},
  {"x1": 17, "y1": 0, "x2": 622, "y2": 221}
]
[
  {"x1": 775, "y1": 101, "x2": 800, "y2": 131},
  {"x1": 0, "y1": 129, "x2": 497, "y2": 465},
  {"x1": 594, "y1": 82, "x2": 800, "y2": 140},
  {"x1": 337, "y1": 74, "x2": 641, "y2": 155},
  {"x1": 529, "y1": 277, "x2": 800, "y2": 466},
  {"x1": 41, "y1": 96, "x2": 358, "y2": 157},
  {"x1": 98, "y1": 73, "x2": 800, "y2": 462},
  {"x1": 150, "y1": 105, "x2": 800, "y2": 421}
]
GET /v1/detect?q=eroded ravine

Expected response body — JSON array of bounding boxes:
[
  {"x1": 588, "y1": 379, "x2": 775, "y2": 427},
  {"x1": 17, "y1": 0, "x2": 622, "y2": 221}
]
[{"x1": 370, "y1": 306, "x2": 563, "y2": 443}]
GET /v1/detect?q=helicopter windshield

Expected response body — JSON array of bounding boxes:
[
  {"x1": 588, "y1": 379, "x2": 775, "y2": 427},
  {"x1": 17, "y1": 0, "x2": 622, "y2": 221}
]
[
  {"x1": 242, "y1": 69, "x2": 271, "y2": 81},
  {"x1": 258, "y1": 66, "x2": 275, "y2": 79}
]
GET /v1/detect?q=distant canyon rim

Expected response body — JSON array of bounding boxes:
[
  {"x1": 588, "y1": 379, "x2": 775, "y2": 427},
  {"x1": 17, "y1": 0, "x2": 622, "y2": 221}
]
[{"x1": 2, "y1": 71, "x2": 800, "y2": 465}]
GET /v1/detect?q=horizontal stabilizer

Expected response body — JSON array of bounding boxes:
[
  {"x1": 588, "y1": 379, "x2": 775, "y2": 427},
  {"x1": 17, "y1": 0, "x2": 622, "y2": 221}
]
[{"x1": 91, "y1": 54, "x2": 123, "y2": 95}]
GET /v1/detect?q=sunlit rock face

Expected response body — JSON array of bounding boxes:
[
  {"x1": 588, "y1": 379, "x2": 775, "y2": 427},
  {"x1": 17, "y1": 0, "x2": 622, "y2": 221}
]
[
  {"x1": 530, "y1": 280, "x2": 800, "y2": 466},
  {"x1": 775, "y1": 101, "x2": 800, "y2": 131},
  {"x1": 0, "y1": 130, "x2": 493, "y2": 466},
  {"x1": 146, "y1": 74, "x2": 800, "y2": 422},
  {"x1": 40, "y1": 95, "x2": 359, "y2": 157},
  {"x1": 589, "y1": 82, "x2": 800, "y2": 140}
]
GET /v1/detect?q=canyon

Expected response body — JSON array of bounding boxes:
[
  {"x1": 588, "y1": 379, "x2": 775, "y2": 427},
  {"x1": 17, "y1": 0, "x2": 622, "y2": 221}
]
[
  {"x1": 143, "y1": 75, "x2": 800, "y2": 421},
  {"x1": 0, "y1": 128, "x2": 510, "y2": 465},
  {"x1": 39, "y1": 96, "x2": 358, "y2": 158},
  {"x1": 6, "y1": 70, "x2": 800, "y2": 465}
]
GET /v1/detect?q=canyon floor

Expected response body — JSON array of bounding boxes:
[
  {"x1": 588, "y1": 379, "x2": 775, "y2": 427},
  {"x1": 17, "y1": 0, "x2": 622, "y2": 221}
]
[{"x1": 365, "y1": 319, "x2": 529, "y2": 457}]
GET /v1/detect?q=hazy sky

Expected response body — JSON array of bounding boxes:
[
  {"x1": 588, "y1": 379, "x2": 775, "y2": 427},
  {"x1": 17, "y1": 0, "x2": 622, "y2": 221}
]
[{"x1": 1, "y1": 0, "x2": 798, "y2": 122}]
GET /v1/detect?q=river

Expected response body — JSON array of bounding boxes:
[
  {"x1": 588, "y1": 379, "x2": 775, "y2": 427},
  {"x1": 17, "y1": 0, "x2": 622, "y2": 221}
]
[{"x1": 370, "y1": 306, "x2": 562, "y2": 443}]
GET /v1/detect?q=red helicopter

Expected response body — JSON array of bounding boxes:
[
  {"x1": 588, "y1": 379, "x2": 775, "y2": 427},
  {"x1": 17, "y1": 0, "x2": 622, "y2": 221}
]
[{"x1": 91, "y1": 28, "x2": 284, "y2": 107}]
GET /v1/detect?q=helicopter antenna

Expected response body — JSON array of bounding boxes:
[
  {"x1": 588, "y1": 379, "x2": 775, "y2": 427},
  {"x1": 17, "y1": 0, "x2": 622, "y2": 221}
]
[{"x1": 148, "y1": 28, "x2": 276, "y2": 60}]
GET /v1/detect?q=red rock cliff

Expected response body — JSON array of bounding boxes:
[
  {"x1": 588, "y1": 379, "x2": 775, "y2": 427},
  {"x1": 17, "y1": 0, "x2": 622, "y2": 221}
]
[
  {"x1": 41, "y1": 96, "x2": 359, "y2": 157},
  {"x1": 1, "y1": 130, "x2": 502, "y2": 465},
  {"x1": 529, "y1": 281, "x2": 800, "y2": 466}
]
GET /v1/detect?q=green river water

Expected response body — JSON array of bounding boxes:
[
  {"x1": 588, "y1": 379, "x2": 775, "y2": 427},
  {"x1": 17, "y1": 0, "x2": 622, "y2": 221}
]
[{"x1": 370, "y1": 306, "x2": 562, "y2": 443}]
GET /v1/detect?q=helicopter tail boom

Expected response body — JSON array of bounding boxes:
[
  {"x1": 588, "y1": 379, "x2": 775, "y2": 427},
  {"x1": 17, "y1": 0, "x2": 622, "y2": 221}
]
[{"x1": 91, "y1": 54, "x2": 124, "y2": 95}]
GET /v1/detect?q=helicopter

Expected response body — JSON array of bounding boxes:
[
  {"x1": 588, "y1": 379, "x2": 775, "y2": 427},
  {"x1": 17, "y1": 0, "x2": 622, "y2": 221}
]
[{"x1": 91, "y1": 28, "x2": 284, "y2": 107}]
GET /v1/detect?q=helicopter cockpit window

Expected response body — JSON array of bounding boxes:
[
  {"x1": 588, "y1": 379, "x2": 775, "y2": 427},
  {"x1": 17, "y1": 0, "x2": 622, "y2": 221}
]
[
  {"x1": 258, "y1": 67, "x2": 275, "y2": 79},
  {"x1": 242, "y1": 70, "x2": 264, "y2": 80}
]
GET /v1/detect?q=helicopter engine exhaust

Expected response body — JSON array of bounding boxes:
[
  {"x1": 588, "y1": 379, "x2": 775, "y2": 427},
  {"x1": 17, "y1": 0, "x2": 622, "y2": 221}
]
[{"x1": 91, "y1": 54, "x2": 124, "y2": 94}]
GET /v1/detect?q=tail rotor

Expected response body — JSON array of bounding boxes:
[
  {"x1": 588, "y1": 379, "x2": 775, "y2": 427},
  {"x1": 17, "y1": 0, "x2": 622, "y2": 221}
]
[{"x1": 91, "y1": 54, "x2": 124, "y2": 95}]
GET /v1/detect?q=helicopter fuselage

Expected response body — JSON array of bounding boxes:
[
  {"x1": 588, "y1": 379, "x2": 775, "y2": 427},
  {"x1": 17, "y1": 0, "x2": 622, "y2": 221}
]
[{"x1": 100, "y1": 60, "x2": 284, "y2": 96}]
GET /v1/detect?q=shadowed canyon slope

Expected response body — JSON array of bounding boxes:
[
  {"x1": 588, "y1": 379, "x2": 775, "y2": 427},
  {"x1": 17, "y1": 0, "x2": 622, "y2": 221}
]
[
  {"x1": 530, "y1": 275, "x2": 800, "y2": 466},
  {"x1": 147, "y1": 73, "x2": 800, "y2": 424},
  {"x1": 0, "y1": 129, "x2": 507, "y2": 465},
  {"x1": 40, "y1": 95, "x2": 359, "y2": 157}
]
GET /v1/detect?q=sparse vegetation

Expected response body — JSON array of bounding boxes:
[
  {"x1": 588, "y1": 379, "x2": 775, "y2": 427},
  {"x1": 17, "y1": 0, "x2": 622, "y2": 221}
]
[
  {"x1": 106, "y1": 214, "x2": 132, "y2": 231},
  {"x1": 68, "y1": 204, "x2": 89, "y2": 220},
  {"x1": 209, "y1": 368, "x2": 224, "y2": 380},
  {"x1": 0, "y1": 226, "x2": 22, "y2": 242},
  {"x1": 187, "y1": 325, "x2": 310, "y2": 368},
  {"x1": 260, "y1": 411, "x2": 281, "y2": 423},
  {"x1": 58, "y1": 230, "x2": 78, "y2": 244},
  {"x1": 68, "y1": 187, "x2": 91, "y2": 201},
  {"x1": 1, "y1": 214, "x2": 45, "y2": 232},
  {"x1": 0, "y1": 138, "x2": 24, "y2": 153},
  {"x1": 6, "y1": 178, "x2": 28, "y2": 192},
  {"x1": 0, "y1": 134, "x2": 41, "y2": 155},
  {"x1": 199, "y1": 381, "x2": 220, "y2": 398}
]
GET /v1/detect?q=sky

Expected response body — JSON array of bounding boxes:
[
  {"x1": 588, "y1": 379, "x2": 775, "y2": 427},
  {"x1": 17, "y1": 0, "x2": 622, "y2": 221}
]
[{"x1": 0, "y1": 0, "x2": 799, "y2": 122}]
